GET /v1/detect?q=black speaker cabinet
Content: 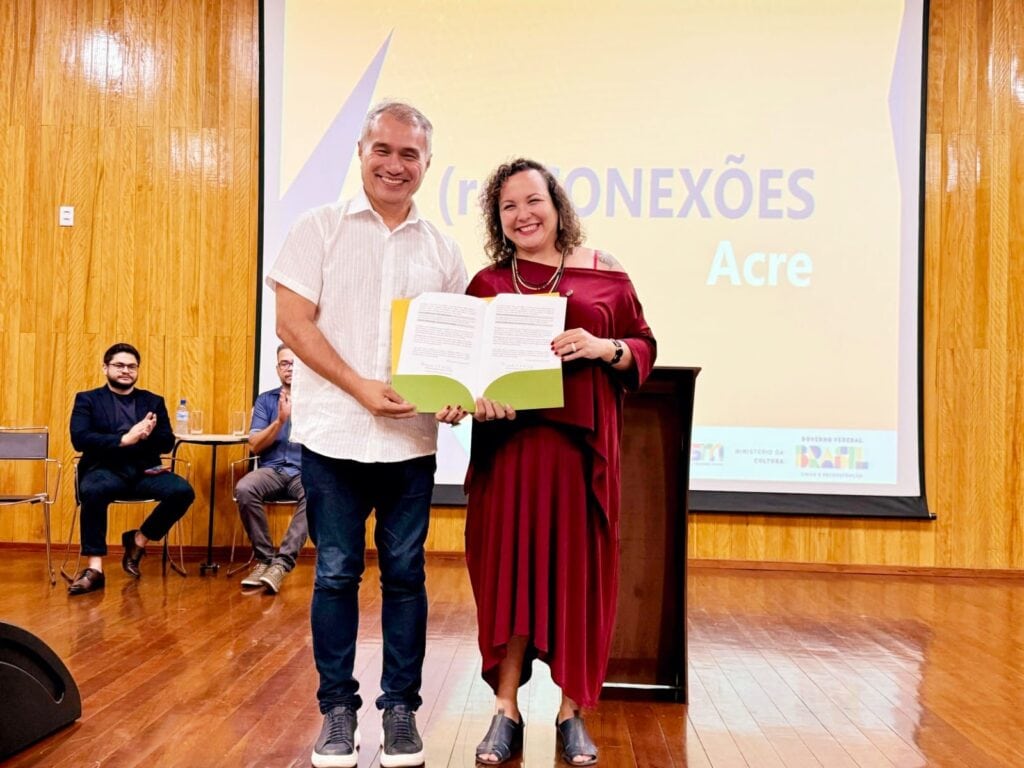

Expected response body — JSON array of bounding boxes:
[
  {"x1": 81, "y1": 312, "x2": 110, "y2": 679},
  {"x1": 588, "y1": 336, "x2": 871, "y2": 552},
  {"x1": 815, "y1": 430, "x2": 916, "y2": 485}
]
[{"x1": 0, "y1": 621, "x2": 81, "y2": 759}]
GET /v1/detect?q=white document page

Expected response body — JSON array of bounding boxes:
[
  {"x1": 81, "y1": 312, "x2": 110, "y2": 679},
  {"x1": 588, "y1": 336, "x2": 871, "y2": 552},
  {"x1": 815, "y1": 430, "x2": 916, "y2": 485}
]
[
  {"x1": 479, "y1": 293, "x2": 566, "y2": 389},
  {"x1": 397, "y1": 293, "x2": 483, "y2": 386}
]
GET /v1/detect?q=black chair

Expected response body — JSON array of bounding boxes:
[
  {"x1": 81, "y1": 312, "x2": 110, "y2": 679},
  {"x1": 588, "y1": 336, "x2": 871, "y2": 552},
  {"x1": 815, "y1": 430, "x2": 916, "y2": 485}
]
[
  {"x1": 60, "y1": 456, "x2": 192, "y2": 581},
  {"x1": 0, "y1": 427, "x2": 62, "y2": 584}
]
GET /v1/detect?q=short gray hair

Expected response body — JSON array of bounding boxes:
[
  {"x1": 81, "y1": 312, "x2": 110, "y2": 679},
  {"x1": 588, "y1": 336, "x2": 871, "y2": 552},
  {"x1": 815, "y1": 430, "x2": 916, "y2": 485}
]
[{"x1": 360, "y1": 100, "x2": 433, "y2": 156}]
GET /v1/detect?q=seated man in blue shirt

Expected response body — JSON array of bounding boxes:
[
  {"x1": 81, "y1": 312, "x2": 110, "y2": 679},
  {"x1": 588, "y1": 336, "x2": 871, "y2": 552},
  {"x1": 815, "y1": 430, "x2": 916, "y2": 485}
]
[{"x1": 236, "y1": 344, "x2": 307, "y2": 593}]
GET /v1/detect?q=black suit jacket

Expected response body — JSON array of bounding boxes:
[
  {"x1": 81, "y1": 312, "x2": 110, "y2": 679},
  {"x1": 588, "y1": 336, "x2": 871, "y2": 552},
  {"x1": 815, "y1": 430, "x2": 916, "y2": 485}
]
[{"x1": 70, "y1": 386, "x2": 177, "y2": 476}]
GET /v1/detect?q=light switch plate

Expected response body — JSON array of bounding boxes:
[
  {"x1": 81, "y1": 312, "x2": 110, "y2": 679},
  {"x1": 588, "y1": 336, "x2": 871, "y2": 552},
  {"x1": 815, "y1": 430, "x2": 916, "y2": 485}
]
[{"x1": 59, "y1": 206, "x2": 74, "y2": 226}]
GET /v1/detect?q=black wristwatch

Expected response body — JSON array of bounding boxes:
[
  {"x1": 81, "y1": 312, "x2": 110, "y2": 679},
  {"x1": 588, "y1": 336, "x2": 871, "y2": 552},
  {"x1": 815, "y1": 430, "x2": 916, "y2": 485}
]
[{"x1": 606, "y1": 339, "x2": 624, "y2": 366}]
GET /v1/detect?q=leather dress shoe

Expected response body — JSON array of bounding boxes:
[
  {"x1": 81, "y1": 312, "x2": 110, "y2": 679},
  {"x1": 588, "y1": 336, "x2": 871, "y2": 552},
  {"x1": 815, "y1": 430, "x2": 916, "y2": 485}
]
[
  {"x1": 68, "y1": 568, "x2": 105, "y2": 595},
  {"x1": 121, "y1": 530, "x2": 146, "y2": 578}
]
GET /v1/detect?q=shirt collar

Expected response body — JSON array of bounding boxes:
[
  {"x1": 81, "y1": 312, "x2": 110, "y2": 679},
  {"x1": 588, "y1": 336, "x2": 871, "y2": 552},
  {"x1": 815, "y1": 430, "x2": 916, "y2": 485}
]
[{"x1": 347, "y1": 188, "x2": 422, "y2": 229}]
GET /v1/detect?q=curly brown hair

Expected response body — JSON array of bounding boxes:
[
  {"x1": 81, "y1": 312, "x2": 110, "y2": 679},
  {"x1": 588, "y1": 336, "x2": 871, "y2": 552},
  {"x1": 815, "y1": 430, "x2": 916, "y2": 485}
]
[{"x1": 480, "y1": 158, "x2": 584, "y2": 265}]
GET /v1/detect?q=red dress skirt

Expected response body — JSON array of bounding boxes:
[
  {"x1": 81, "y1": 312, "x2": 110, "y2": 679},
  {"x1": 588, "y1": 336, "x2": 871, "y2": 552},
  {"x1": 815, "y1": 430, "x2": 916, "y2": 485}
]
[{"x1": 465, "y1": 421, "x2": 617, "y2": 706}]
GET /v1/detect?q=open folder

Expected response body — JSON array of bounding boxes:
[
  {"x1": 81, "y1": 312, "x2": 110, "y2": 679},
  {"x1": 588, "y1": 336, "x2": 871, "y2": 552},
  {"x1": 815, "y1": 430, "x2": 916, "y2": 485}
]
[{"x1": 391, "y1": 292, "x2": 567, "y2": 413}]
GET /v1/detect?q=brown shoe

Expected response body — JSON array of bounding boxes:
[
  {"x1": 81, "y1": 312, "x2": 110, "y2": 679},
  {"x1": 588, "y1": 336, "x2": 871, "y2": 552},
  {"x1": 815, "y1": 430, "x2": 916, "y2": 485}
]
[
  {"x1": 121, "y1": 530, "x2": 146, "y2": 578},
  {"x1": 68, "y1": 568, "x2": 106, "y2": 595}
]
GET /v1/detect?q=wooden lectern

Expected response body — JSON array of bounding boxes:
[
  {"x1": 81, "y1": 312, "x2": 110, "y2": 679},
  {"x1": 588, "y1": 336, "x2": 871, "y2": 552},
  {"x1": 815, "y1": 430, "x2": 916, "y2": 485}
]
[{"x1": 603, "y1": 366, "x2": 699, "y2": 702}]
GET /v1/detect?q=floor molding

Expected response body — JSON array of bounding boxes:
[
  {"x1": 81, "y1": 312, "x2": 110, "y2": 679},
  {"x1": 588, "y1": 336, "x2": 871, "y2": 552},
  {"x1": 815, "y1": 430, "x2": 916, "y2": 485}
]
[
  {"x1": 6, "y1": 542, "x2": 1021, "y2": 576},
  {"x1": 690, "y1": 557, "x2": 1024, "y2": 579}
]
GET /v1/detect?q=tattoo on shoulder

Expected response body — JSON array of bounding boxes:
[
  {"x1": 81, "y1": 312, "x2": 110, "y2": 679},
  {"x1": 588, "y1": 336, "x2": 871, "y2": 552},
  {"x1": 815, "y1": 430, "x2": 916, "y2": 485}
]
[{"x1": 596, "y1": 251, "x2": 624, "y2": 271}]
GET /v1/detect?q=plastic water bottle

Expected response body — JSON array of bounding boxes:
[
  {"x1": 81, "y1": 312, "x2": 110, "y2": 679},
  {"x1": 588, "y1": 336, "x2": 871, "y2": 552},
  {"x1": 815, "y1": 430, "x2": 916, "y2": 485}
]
[{"x1": 175, "y1": 399, "x2": 189, "y2": 436}]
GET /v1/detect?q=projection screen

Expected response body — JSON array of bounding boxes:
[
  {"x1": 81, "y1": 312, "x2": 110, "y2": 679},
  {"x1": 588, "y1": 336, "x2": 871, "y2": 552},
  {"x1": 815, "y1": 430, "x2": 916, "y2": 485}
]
[{"x1": 259, "y1": 0, "x2": 930, "y2": 518}]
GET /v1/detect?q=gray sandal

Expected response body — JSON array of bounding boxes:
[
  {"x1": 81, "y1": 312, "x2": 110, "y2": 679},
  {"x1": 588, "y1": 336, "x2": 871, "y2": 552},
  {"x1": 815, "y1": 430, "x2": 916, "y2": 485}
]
[
  {"x1": 475, "y1": 709, "x2": 524, "y2": 765},
  {"x1": 556, "y1": 711, "x2": 598, "y2": 766}
]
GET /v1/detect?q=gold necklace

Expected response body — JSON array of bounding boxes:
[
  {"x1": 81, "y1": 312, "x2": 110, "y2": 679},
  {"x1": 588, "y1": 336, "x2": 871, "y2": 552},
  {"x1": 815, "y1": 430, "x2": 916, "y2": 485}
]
[{"x1": 511, "y1": 250, "x2": 566, "y2": 294}]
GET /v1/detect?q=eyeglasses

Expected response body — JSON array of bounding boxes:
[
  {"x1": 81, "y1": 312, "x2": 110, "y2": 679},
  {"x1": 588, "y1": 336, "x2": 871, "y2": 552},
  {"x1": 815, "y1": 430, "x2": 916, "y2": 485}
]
[
  {"x1": 107, "y1": 362, "x2": 139, "y2": 372},
  {"x1": 277, "y1": 360, "x2": 294, "y2": 369}
]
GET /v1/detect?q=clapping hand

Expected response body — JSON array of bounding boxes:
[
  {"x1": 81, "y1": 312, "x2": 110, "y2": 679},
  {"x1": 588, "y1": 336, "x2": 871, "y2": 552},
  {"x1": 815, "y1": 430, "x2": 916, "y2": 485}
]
[
  {"x1": 277, "y1": 389, "x2": 292, "y2": 423},
  {"x1": 122, "y1": 412, "x2": 157, "y2": 446}
]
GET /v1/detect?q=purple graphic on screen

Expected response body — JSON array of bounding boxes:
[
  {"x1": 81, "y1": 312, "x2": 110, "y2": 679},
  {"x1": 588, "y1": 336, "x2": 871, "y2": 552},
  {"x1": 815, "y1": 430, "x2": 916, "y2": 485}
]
[
  {"x1": 264, "y1": 29, "x2": 392, "y2": 267},
  {"x1": 259, "y1": 1, "x2": 392, "y2": 390},
  {"x1": 279, "y1": 35, "x2": 392, "y2": 220}
]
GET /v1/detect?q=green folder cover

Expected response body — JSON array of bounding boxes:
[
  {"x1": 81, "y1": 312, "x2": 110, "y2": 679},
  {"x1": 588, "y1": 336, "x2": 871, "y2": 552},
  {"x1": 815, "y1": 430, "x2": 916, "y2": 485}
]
[{"x1": 391, "y1": 293, "x2": 565, "y2": 413}]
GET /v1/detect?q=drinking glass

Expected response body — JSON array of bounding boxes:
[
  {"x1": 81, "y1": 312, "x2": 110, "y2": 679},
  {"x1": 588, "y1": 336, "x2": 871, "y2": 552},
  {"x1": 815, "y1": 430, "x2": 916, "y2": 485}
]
[
  {"x1": 189, "y1": 410, "x2": 204, "y2": 435},
  {"x1": 230, "y1": 410, "x2": 246, "y2": 436}
]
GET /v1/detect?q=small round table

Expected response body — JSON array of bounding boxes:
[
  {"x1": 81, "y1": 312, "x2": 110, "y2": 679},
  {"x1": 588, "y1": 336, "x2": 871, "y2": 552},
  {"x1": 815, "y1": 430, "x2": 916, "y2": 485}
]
[{"x1": 172, "y1": 433, "x2": 249, "y2": 574}]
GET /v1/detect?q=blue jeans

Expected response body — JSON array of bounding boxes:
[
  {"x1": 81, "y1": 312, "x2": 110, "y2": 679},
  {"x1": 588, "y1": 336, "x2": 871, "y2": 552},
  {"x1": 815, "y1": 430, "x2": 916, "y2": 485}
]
[{"x1": 302, "y1": 447, "x2": 435, "y2": 713}]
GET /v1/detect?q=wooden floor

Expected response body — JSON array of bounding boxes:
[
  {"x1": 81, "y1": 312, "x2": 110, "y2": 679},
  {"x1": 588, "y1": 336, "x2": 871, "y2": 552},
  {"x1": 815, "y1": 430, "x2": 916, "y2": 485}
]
[{"x1": 1, "y1": 551, "x2": 1022, "y2": 767}]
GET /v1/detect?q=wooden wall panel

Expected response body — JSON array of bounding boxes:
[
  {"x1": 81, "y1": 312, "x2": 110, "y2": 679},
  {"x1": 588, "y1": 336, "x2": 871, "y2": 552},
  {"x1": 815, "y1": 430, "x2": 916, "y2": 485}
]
[
  {"x1": 0, "y1": 0, "x2": 1021, "y2": 572},
  {"x1": 688, "y1": 0, "x2": 1024, "y2": 571},
  {"x1": 0, "y1": 0, "x2": 259, "y2": 554}
]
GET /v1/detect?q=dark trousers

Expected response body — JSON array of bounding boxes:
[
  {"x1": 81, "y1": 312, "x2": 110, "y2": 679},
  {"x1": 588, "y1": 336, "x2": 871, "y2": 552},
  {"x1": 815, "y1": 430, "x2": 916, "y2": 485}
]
[
  {"x1": 78, "y1": 468, "x2": 195, "y2": 556},
  {"x1": 302, "y1": 447, "x2": 435, "y2": 712}
]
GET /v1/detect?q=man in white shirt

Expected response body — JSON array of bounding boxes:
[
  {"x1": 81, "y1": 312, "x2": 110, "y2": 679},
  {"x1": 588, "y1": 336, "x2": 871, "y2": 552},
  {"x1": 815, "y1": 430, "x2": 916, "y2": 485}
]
[{"x1": 269, "y1": 101, "x2": 467, "y2": 768}]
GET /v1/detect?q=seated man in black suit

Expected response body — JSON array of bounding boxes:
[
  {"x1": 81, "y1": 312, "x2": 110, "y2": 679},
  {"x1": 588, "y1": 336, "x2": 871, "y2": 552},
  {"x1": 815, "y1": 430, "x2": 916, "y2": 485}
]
[{"x1": 67, "y1": 342, "x2": 195, "y2": 595}]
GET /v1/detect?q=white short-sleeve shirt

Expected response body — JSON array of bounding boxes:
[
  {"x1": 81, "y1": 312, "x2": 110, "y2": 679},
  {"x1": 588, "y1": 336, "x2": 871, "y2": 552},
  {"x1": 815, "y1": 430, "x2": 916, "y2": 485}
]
[{"x1": 267, "y1": 190, "x2": 468, "y2": 462}]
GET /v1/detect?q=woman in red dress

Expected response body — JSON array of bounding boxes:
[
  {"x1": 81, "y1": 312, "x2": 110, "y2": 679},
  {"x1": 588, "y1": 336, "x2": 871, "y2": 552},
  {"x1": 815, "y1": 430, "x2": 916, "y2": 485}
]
[{"x1": 438, "y1": 159, "x2": 656, "y2": 765}]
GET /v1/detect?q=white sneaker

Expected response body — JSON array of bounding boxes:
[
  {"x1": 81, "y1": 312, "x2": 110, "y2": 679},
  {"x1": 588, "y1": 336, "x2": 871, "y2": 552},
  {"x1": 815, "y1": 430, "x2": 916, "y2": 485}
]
[
  {"x1": 239, "y1": 561, "x2": 269, "y2": 588},
  {"x1": 259, "y1": 563, "x2": 287, "y2": 593}
]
